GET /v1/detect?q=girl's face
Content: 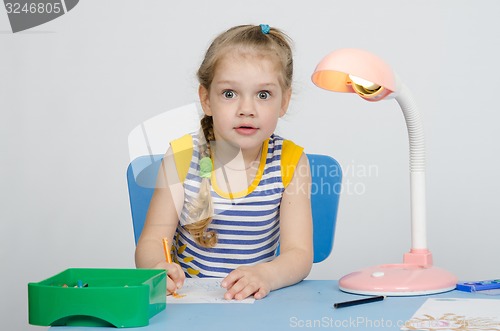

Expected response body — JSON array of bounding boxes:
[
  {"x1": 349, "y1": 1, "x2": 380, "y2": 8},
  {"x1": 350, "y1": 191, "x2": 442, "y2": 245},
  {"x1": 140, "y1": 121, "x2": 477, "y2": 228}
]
[{"x1": 199, "y1": 50, "x2": 291, "y2": 155}]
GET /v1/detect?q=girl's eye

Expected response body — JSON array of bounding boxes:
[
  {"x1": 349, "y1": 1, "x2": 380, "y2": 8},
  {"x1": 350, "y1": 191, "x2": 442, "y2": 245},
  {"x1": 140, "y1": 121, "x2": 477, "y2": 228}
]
[
  {"x1": 223, "y1": 90, "x2": 236, "y2": 99},
  {"x1": 258, "y1": 91, "x2": 271, "y2": 100}
]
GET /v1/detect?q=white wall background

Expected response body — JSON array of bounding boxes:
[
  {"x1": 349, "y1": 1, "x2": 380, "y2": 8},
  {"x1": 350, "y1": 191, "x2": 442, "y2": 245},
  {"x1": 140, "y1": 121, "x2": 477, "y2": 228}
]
[{"x1": 2, "y1": 1, "x2": 500, "y2": 330}]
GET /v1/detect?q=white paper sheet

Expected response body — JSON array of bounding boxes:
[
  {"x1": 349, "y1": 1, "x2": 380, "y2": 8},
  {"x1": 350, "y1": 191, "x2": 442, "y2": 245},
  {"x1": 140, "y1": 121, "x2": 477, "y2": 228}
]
[
  {"x1": 166, "y1": 278, "x2": 255, "y2": 304},
  {"x1": 402, "y1": 298, "x2": 500, "y2": 330}
]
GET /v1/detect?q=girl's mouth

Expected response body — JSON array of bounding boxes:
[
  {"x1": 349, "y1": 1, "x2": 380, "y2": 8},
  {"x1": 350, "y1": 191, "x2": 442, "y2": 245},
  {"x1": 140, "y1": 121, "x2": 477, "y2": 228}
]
[{"x1": 235, "y1": 125, "x2": 258, "y2": 135}]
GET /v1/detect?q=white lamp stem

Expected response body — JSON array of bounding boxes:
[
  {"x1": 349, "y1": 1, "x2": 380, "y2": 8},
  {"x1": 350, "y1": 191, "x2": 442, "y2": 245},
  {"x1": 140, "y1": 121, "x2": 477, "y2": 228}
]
[
  {"x1": 395, "y1": 84, "x2": 427, "y2": 250},
  {"x1": 410, "y1": 172, "x2": 427, "y2": 249}
]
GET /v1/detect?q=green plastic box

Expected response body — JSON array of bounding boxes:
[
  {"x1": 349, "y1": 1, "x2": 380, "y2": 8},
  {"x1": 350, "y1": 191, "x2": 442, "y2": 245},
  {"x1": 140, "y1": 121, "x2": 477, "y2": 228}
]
[{"x1": 28, "y1": 268, "x2": 166, "y2": 328}]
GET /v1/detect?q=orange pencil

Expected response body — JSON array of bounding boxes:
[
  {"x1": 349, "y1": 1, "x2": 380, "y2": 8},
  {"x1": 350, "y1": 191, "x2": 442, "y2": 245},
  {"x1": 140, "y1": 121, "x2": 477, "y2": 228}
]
[
  {"x1": 162, "y1": 238, "x2": 173, "y2": 264},
  {"x1": 162, "y1": 238, "x2": 178, "y2": 296}
]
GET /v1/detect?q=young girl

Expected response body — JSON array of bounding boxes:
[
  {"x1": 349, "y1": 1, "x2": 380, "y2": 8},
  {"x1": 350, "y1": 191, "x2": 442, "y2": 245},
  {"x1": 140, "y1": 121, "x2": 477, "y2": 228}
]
[{"x1": 135, "y1": 24, "x2": 313, "y2": 300}]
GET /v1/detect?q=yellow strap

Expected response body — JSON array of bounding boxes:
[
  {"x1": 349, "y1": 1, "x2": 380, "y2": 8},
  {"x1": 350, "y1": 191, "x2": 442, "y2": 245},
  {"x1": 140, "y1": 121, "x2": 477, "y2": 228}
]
[
  {"x1": 281, "y1": 140, "x2": 304, "y2": 188},
  {"x1": 170, "y1": 134, "x2": 193, "y2": 183},
  {"x1": 170, "y1": 134, "x2": 303, "y2": 188}
]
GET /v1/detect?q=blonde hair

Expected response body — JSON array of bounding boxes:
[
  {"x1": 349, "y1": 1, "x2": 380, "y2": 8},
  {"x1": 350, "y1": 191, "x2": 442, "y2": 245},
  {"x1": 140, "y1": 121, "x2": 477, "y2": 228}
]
[{"x1": 184, "y1": 24, "x2": 294, "y2": 248}]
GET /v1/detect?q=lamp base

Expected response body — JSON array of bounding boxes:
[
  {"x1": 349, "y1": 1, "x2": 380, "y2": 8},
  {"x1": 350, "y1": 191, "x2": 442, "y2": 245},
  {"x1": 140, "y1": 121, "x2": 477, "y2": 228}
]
[{"x1": 339, "y1": 264, "x2": 457, "y2": 296}]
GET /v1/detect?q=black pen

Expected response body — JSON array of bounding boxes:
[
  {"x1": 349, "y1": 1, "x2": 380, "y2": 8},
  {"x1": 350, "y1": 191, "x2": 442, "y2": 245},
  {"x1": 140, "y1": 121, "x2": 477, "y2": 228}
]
[{"x1": 333, "y1": 295, "x2": 385, "y2": 309}]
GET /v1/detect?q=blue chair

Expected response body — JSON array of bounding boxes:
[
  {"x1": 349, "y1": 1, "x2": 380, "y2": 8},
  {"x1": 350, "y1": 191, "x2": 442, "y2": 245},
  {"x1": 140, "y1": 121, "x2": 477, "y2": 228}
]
[{"x1": 127, "y1": 154, "x2": 342, "y2": 263}]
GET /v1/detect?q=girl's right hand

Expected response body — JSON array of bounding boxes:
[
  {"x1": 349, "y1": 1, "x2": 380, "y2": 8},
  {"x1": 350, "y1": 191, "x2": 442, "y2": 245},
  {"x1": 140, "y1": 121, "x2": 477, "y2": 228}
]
[{"x1": 154, "y1": 261, "x2": 185, "y2": 294}]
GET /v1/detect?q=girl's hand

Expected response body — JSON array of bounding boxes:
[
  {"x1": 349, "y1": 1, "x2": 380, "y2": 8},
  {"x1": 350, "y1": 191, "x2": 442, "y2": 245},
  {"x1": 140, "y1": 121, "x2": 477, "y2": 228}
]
[
  {"x1": 154, "y1": 261, "x2": 185, "y2": 294},
  {"x1": 221, "y1": 265, "x2": 271, "y2": 300}
]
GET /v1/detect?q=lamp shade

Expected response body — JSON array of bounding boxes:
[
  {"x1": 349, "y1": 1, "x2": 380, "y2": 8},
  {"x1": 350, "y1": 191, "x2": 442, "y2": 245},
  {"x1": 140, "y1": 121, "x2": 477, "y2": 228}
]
[{"x1": 311, "y1": 48, "x2": 397, "y2": 101}]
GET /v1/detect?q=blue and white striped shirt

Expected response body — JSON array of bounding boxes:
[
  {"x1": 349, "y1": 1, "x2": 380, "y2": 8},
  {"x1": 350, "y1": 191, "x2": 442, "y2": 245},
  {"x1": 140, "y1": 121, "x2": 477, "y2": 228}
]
[{"x1": 173, "y1": 132, "x2": 302, "y2": 278}]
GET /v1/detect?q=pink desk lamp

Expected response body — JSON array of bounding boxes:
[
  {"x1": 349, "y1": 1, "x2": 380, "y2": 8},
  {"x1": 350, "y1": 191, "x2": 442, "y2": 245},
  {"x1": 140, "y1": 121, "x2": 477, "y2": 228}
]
[{"x1": 312, "y1": 48, "x2": 457, "y2": 296}]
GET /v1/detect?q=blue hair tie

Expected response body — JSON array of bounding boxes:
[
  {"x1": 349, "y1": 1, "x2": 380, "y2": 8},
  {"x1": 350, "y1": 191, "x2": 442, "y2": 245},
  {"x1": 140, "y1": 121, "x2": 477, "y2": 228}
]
[{"x1": 260, "y1": 24, "x2": 270, "y2": 34}]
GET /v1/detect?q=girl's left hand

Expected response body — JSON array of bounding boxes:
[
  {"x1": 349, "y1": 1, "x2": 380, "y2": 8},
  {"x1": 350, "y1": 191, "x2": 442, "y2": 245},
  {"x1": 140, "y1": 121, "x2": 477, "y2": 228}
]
[{"x1": 221, "y1": 265, "x2": 271, "y2": 300}]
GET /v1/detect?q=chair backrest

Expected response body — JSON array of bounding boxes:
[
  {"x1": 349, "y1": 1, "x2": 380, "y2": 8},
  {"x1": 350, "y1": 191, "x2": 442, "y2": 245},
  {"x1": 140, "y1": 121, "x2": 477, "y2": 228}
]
[
  {"x1": 307, "y1": 154, "x2": 342, "y2": 262},
  {"x1": 127, "y1": 153, "x2": 341, "y2": 263}
]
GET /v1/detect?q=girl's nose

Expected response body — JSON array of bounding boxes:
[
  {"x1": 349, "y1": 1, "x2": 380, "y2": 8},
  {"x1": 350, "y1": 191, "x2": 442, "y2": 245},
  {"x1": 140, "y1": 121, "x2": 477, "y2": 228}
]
[{"x1": 238, "y1": 98, "x2": 256, "y2": 117}]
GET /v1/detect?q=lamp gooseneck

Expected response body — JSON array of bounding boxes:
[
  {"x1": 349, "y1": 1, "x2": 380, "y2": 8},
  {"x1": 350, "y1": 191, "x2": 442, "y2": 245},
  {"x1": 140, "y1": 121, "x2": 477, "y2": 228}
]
[{"x1": 395, "y1": 84, "x2": 428, "y2": 251}]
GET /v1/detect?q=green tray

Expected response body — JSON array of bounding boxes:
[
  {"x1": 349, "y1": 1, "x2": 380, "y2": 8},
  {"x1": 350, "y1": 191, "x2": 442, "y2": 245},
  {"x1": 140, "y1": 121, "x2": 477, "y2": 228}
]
[{"x1": 28, "y1": 268, "x2": 166, "y2": 328}]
